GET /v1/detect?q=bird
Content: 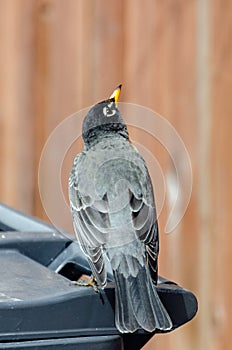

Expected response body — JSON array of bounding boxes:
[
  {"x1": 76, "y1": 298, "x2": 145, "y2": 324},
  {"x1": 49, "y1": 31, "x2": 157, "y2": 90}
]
[{"x1": 68, "y1": 85, "x2": 172, "y2": 333}]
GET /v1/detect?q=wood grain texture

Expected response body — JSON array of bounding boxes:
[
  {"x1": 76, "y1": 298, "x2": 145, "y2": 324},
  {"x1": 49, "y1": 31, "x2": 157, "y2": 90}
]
[
  {"x1": 0, "y1": 1, "x2": 231, "y2": 349},
  {"x1": 209, "y1": 1, "x2": 232, "y2": 349}
]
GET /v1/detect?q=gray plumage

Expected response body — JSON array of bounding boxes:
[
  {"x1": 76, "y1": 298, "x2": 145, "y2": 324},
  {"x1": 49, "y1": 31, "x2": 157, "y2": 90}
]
[{"x1": 69, "y1": 97, "x2": 172, "y2": 333}]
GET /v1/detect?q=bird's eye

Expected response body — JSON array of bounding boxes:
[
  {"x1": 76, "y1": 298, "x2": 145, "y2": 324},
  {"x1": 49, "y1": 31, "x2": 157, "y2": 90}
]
[{"x1": 103, "y1": 103, "x2": 116, "y2": 117}]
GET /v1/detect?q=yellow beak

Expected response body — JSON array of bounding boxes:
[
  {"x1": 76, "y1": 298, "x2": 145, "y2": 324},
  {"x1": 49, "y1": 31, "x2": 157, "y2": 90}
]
[{"x1": 110, "y1": 84, "x2": 122, "y2": 103}]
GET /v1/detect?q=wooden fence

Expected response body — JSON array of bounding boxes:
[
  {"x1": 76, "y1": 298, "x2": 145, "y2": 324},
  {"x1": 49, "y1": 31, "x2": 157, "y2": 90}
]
[{"x1": 0, "y1": 1, "x2": 232, "y2": 349}]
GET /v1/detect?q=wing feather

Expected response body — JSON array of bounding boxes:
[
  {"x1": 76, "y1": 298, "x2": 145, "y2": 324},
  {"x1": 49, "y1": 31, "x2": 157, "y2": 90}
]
[
  {"x1": 129, "y1": 171, "x2": 159, "y2": 284},
  {"x1": 69, "y1": 153, "x2": 109, "y2": 288}
]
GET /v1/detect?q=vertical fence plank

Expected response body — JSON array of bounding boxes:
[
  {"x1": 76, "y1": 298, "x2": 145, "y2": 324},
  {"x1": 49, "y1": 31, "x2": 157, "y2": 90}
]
[
  {"x1": 0, "y1": 0, "x2": 35, "y2": 213},
  {"x1": 32, "y1": 0, "x2": 85, "y2": 223},
  {"x1": 90, "y1": 0, "x2": 124, "y2": 100},
  {"x1": 210, "y1": 1, "x2": 232, "y2": 349},
  {"x1": 196, "y1": 0, "x2": 212, "y2": 349}
]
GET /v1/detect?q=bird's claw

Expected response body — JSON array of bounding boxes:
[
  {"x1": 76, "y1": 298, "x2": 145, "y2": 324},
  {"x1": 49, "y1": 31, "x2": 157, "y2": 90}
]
[{"x1": 71, "y1": 275, "x2": 99, "y2": 293}]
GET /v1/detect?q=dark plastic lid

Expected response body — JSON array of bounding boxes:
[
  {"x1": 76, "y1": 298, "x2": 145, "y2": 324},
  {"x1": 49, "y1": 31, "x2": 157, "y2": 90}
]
[{"x1": 0, "y1": 202, "x2": 198, "y2": 350}]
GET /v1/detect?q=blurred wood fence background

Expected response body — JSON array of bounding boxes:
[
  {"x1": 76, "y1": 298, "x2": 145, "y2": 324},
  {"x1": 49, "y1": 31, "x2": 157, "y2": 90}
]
[{"x1": 0, "y1": 0, "x2": 232, "y2": 349}]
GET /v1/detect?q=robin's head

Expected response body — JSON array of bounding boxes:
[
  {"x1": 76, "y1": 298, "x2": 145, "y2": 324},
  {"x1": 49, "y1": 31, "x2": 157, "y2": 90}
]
[{"x1": 82, "y1": 85, "x2": 129, "y2": 148}]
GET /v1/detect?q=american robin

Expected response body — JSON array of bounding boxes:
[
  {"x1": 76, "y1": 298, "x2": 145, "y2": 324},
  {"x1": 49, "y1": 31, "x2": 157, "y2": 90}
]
[{"x1": 68, "y1": 85, "x2": 172, "y2": 333}]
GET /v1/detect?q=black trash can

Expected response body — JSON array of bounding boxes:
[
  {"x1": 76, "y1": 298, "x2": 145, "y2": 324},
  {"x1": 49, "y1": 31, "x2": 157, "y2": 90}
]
[{"x1": 0, "y1": 203, "x2": 198, "y2": 349}]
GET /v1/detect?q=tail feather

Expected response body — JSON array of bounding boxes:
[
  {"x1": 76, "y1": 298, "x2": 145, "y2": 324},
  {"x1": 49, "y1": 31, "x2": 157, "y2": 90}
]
[
  {"x1": 113, "y1": 263, "x2": 173, "y2": 333},
  {"x1": 114, "y1": 271, "x2": 139, "y2": 332}
]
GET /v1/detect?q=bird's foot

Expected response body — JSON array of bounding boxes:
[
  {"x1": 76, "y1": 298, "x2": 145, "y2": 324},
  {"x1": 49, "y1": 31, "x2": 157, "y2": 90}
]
[{"x1": 72, "y1": 275, "x2": 99, "y2": 293}]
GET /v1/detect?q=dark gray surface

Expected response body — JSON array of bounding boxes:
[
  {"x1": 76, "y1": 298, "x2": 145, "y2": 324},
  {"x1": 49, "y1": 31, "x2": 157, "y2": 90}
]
[
  {"x1": 0, "y1": 202, "x2": 198, "y2": 349},
  {"x1": 0, "y1": 336, "x2": 123, "y2": 350},
  {"x1": 0, "y1": 203, "x2": 55, "y2": 233},
  {"x1": 0, "y1": 250, "x2": 73, "y2": 301},
  {"x1": 0, "y1": 247, "x2": 197, "y2": 341}
]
